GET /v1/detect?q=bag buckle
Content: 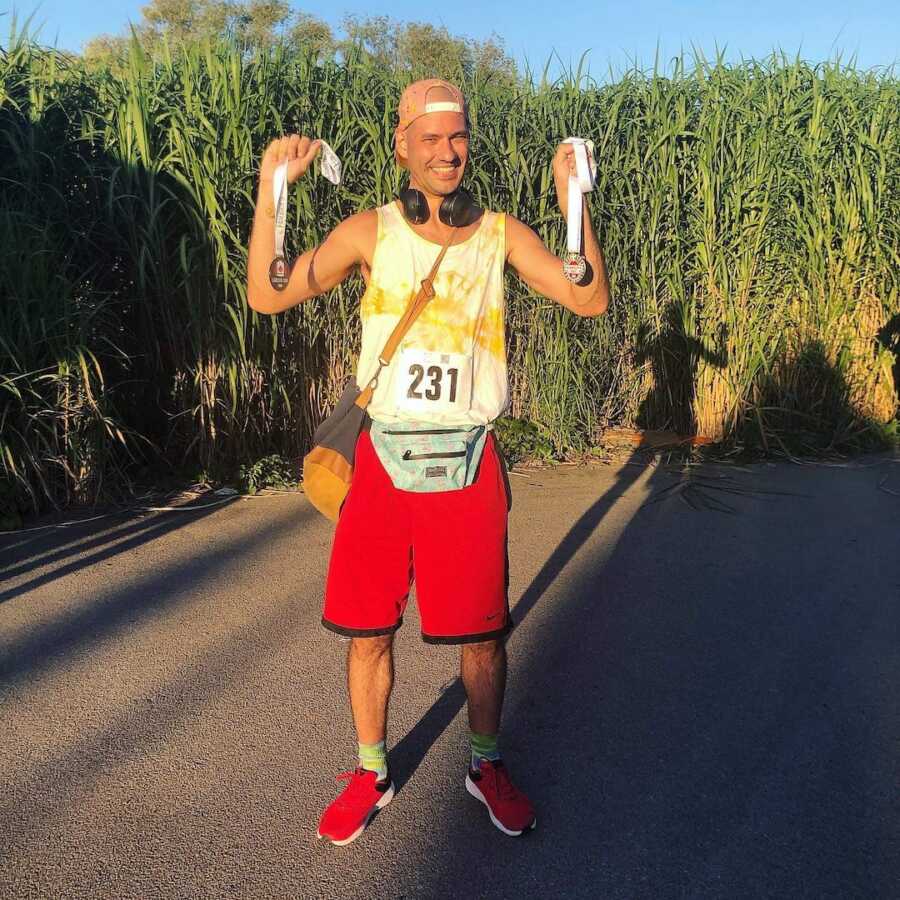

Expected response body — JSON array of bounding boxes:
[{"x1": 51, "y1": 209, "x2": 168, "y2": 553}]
[{"x1": 367, "y1": 357, "x2": 389, "y2": 390}]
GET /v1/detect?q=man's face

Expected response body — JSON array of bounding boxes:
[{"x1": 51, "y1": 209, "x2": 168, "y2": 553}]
[{"x1": 399, "y1": 111, "x2": 469, "y2": 196}]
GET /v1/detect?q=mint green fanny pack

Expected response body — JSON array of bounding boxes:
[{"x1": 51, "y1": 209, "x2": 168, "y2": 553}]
[{"x1": 369, "y1": 420, "x2": 490, "y2": 493}]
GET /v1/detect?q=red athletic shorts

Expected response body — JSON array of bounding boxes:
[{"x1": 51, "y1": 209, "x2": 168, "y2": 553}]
[{"x1": 322, "y1": 429, "x2": 511, "y2": 644}]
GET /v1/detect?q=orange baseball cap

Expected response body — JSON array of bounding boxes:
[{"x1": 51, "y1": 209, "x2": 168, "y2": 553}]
[
  {"x1": 397, "y1": 78, "x2": 468, "y2": 130},
  {"x1": 394, "y1": 79, "x2": 468, "y2": 167}
]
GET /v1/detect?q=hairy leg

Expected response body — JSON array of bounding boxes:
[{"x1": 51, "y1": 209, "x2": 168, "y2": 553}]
[
  {"x1": 347, "y1": 635, "x2": 395, "y2": 744},
  {"x1": 461, "y1": 638, "x2": 507, "y2": 735}
]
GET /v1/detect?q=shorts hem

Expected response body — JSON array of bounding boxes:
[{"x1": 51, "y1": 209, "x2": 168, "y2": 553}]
[
  {"x1": 321, "y1": 617, "x2": 402, "y2": 638},
  {"x1": 421, "y1": 619, "x2": 513, "y2": 646}
]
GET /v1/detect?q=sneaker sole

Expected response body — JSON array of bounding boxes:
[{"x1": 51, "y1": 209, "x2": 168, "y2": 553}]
[
  {"x1": 465, "y1": 774, "x2": 537, "y2": 837},
  {"x1": 317, "y1": 782, "x2": 395, "y2": 847}
]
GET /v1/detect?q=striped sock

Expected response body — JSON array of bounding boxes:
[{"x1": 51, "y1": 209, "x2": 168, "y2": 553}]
[
  {"x1": 358, "y1": 740, "x2": 388, "y2": 780},
  {"x1": 469, "y1": 731, "x2": 500, "y2": 769}
]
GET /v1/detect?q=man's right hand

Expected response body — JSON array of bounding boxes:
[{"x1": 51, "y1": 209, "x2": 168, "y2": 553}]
[
  {"x1": 259, "y1": 134, "x2": 322, "y2": 186},
  {"x1": 248, "y1": 135, "x2": 374, "y2": 315}
]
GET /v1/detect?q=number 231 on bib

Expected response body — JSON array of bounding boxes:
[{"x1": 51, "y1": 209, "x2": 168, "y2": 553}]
[{"x1": 395, "y1": 349, "x2": 473, "y2": 414}]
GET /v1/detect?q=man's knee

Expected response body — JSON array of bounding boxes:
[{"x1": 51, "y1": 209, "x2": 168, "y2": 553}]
[
  {"x1": 349, "y1": 634, "x2": 394, "y2": 660},
  {"x1": 461, "y1": 637, "x2": 505, "y2": 661}
]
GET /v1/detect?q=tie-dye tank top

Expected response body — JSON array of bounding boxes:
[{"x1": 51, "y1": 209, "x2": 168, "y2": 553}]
[{"x1": 356, "y1": 201, "x2": 509, "y2": 426}]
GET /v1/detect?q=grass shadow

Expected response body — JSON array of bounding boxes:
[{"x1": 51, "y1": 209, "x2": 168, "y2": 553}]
[
  {"x1": 0, "y1": 500, "x2": 315, "y2": 684},
  {"x1": 737, "y1": 339, "x2": 895, "y2": 455},
  {"x1": 0, "y1": 499, "x2": 241, "y2": 603},
  {"x1": 0, "y1": 496, "x2": 236, "y2": 601}
]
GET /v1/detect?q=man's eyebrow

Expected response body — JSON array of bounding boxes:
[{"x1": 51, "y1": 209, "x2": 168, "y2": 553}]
[{"x1": 420, "y1": 130, "x2": 470, "y2": 139}]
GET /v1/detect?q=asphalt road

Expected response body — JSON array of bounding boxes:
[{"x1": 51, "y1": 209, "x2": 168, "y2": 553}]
[{"x1": 2, "y1": 450, "x2": 898, "y2": 899}]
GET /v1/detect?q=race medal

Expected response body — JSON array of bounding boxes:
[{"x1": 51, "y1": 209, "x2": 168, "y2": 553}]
[
  {"x1": 561, "y1": 137, "x2": 597, "y2": 285},
  {"x1": 270, "y1": 160, "x2": 290, "y2": 291},
  {"x1": 264, "y1": 141, "x2": 343, "y2": 293},
  {"x1": 269, "y1": 255, "x2": 291, "y2": 291},
  {"x1": 563, "y1": 251, "x2": 587, "y2": 284},
  {"x1": 395, "y1": 348, "x2": 473, "y2": 415}
]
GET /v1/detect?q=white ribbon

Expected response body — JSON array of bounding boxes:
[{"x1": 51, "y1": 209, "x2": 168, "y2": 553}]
[
  {"x1": 272, "y1": 142, "x2": 343, "y2": 264},
  {"x1": 318, "y1": 139, "x2": 342, "y2": 186},
  {"x1": 562, "y1": 137, "x2": 596, "y2": 255},
  {"x1": 272, "y1": 160, "x2": 288, "y2": 261}
]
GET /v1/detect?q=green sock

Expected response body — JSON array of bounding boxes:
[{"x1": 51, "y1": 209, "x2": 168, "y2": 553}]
[
  {"x1": 469, "y1": 731, "x2": 500, "y2": 769},
  {"x1": 358, "y1": 739, "x2": 388, "y2": 780}
]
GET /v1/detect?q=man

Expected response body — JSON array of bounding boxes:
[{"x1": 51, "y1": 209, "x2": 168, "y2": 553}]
[{"x1": 247, "y1": 79, "x2": 609, "y2": 845}]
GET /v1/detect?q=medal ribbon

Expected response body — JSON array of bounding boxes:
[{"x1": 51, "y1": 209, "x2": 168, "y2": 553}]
[
  {"x1": 562, "y1": 137, "x2": 596, "y2": 255},
  {"x1": 272, "y1": 160, "x2": 288, "y2": 261}
]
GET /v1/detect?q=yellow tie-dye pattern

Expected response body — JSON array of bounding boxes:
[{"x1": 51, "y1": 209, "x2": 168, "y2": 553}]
[
  {"x1": 356, "y1": 203, "x2": 509, "y2": 426},
  {"x1": 474, "y1": 301, "x2": 506, "y2": 359}
]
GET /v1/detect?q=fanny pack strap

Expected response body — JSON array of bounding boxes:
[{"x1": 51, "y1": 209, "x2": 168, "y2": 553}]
[{"x1": 355, "y1": 228, "x2": 455, "y2": 409}]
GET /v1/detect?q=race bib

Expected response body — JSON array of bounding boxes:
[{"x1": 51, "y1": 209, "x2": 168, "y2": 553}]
[{"x1": 395, "y1": 348, "x2": 473, "y2": 414}]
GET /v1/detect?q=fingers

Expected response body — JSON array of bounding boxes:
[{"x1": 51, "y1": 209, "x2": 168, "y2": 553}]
[
  {"x1": 265, "y1": 134, "x2": 320, "y2": 163},
  {"x1": 263, "y1": 137, "x2": 282, "y2": 164},
  {"x1": 301, "y1": 139, "x2": 322, "y2": 167},
  {"x1": 264, "y1": 136, "x2": 289, "y2": 166},
  {"x1": 556, "y1": 141, "x2": 595, "y2": 174},
  {"x1": 554, "y1": 143, "x2": 577, "y2": 177},
  {"x1": 262, "y1": 135, "x2": 323, "y2": 187},
  {"x1": 293, "y1": 135, "x2": 312, "y2": 162}
]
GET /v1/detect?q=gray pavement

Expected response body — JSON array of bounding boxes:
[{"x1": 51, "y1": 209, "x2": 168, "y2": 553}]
[{"x1": 1, "y1": 451, "x2": 898, "y2": 899}]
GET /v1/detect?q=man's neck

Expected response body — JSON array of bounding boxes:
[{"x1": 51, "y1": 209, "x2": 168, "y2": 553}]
[
  {"x1": 408, "y1": 180, "x2": 452, "y2": 222},
  {"x1": 402, "y1": 182, "x2": 456, "y2": 243},
  {"x1": 400, "y1": 180, "x2": 485, "y2": 244}
]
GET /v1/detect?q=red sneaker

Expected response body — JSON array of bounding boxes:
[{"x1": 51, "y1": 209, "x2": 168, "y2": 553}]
[
  {"x1": 465, "y1": 758, "x2": 536, "y2": 836},
  {"x1": 317, "y1": 767, "x2": 395, "y2": 846}
]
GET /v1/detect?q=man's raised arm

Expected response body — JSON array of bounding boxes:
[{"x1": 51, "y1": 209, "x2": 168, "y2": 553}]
[
  {"x1": 505, "y1": 142, "x2": 611, "y2": 318},
  {"x1": 247, "y1": 134, "x2": 367, "y2": 315}
]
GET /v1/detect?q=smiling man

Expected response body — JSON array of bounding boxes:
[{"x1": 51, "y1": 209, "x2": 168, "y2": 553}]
[{"x1": 247, "y1": 79, "x2": 609, "y2": 845}]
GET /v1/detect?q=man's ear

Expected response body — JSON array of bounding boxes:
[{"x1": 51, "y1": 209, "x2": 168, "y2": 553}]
[{"x1": 395, "y1": 127, "x2": 409, "y2": 165}]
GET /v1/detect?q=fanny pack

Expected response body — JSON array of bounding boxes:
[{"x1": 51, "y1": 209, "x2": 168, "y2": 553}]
[{"x1": 369, "y1": 420, "x2": 490, "y2": 493}]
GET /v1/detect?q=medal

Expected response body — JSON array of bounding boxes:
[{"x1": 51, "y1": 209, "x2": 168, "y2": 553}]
[
  {"x1": 562, "y1": 251, "x2": 587, "y2": 284},
  {"x1": 269, "y1": 255, "x2": 291, "y2": 290},
  {"x1": 270, "y1": 160, "x2": 290, "y2": 291},
  {"x1": 561, "y1": 137, "x2": 596, "y2": 284},
  {"x1": 265, "y1": 142, "x2": 343, "y2": 292}
]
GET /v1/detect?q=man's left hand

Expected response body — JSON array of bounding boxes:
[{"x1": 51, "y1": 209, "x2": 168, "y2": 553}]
[{"x1": 552, "y1": 142, "x2": 577, "y2": 209}]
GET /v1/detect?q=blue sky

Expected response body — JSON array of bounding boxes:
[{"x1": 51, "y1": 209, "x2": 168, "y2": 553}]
[{"x1": 8, "y1": 1, "x2": 900, "y2": 76}]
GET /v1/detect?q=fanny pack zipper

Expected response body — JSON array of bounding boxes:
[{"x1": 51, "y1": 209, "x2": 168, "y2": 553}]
[
  {"x1": 383, "y1": 428, "x2": 467, "y2": 435},
  {"x1": 401, "y1": 449, "x2": 467, "y2": 461}
]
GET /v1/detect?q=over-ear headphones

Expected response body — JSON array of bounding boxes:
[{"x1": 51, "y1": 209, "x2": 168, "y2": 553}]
[{"x1": 398, "y1": 186, "x2": 482, "y2": 228}]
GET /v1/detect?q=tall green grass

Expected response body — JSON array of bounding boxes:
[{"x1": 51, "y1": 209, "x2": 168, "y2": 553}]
[{"x1": 2, "y1": 31, "x2": 898, "y2": 514}]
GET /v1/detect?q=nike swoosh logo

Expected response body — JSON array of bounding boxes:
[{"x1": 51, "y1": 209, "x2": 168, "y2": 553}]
[{"x1": 486, "y1": 612, "x2": 501, "y2": 621}]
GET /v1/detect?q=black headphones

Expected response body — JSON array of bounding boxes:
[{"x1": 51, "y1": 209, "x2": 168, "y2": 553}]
[{"x1": 398, "y1": 186, "x2": 482, "y2": 228}]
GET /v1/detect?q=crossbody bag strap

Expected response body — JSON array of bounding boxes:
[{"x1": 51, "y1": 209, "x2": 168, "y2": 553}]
[{"x1": 355, "y1": 229, "x2": 455, "y2": 409}]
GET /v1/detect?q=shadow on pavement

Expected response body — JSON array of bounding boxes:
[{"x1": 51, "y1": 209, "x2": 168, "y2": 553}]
[
  {"x1": 0, "y1": 502, "x2": 315, "y2": 684},
  {"x1": 390, "y1": 449, "x2": 653, "y2": 792},
  {"x1": 0, "y1": 496, "x2": 237, "y2": 604},
  {"x1": 396, "y1": 453, "x2": 897, "y2": 898},
  {"x1": 0, "y1": 554, "x2": 313, "y2": 849}
]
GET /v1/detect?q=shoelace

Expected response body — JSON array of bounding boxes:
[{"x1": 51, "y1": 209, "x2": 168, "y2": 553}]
[
  {"x1": 332, "y1": 767, "x2": 377, "y2": 808},
  {"x1": 486, "y1": 764, "x2": 520, "y2": 801}
]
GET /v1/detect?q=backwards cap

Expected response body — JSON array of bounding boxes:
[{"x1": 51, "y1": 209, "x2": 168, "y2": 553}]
[
  {"x1": 397, "y1": 79, "x2": 468, "y2": 130},
  {"x1": 395, "y1": 79, "x2": 468, "y2": 167}
]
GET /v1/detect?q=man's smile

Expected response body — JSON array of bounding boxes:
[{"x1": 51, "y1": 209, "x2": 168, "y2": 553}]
[{"x1": 430, "y1": 164, "x2": 460, "y2": 179}]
